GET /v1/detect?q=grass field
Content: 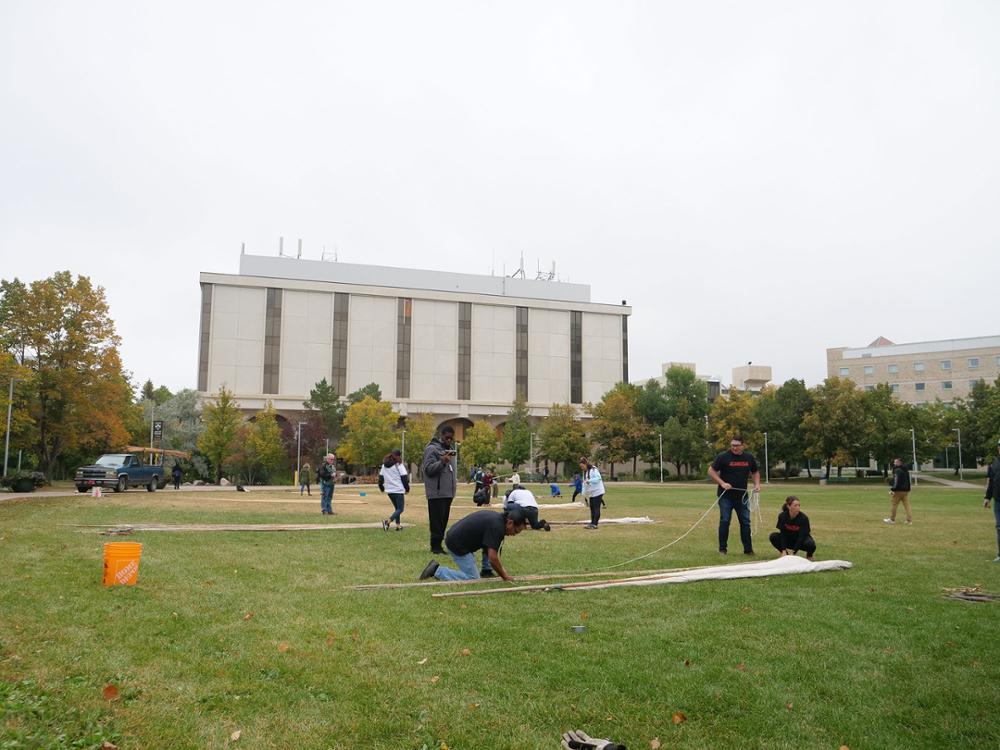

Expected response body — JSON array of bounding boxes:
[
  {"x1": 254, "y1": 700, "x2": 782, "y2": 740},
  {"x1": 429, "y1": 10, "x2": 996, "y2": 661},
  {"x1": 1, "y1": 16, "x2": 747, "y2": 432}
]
[{"x1": 1, "y1": 482, "x2": 998, "y2": 749}]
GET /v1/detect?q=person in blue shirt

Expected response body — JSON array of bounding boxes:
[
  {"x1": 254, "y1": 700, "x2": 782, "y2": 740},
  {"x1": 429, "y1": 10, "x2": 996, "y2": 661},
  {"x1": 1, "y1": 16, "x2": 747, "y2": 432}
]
[
  {"x1": 571, "y1": 473, "x2": 583, "y2": 503},
  {"x1": 549, "y1": 482, "x2": 561, "y2": 497}
]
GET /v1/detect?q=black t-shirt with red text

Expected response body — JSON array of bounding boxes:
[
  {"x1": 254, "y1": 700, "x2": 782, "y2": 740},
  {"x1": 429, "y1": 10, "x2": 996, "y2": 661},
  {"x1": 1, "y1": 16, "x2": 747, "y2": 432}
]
[
  {"x1": 711, "y1": 450, "x2": 759, "y2": 499},
  {"x1": 775, "y1": 510, "x2": 811, "y2": 551}
]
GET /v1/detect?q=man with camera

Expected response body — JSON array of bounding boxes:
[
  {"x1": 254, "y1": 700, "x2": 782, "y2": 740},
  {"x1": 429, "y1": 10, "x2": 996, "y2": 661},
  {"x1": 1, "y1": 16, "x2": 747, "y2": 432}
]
[{"x1": 422, "y1": 425, "x2": 457, "y2": 554}]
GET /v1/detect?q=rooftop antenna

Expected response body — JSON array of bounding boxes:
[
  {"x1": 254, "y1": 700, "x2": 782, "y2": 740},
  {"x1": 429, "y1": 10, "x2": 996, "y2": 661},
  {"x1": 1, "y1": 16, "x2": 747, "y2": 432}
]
[
  {"x1": 509, "y1": 252, "x2": 526, "y2": 279},
  {"x1": 297, "y1": 238, "x2": 302, "y2": 259},
  {"x1": 241, "y1": 242, "x2": 245, "y2": 255},
  {"x1": 491, "y1": 249, "x2": 495, "y2": 276},
  {"x1": 278, "y1": 236, "x2": 287, "y2": 257}
]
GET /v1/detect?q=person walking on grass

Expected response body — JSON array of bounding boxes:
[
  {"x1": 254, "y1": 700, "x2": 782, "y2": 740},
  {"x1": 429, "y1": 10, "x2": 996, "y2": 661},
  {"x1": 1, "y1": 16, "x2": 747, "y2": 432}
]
[
  {"x1": 299, "y1": 462, "x2": 312, "y2": 496},
  {"x1": 570, "y1": 473, "x2": 583, "y2": 503},
  {"x1": 378, "y1": 449, "x2": 409, "y2": 531},
  {"x1": 884, "y1": 457, "x2": 912, "y2": 525},
  {"x1": 317, "y1": 453, "x2": 336, "y2": 515},
  {"x1": 707, "y1": 435, "x2": 760, "y2": 555},
  {"x1": 422, "y1": 425, "x2": 457, "y2": 554},
  {"x1": 419, "y1": 506, "x2": 527, "y2": 582},
  {"x1": 769, "y1": 496, "x2": 816, "y2": 560},
  {"x1": 984, "y1": 440, "x2": 1000, "y2": 563},
  {"x1": 579, "y1": 457, "x2": 606, "y2": 529},
  {"x1": 171, "y1": 462, "x2": 183, "y2": 490}
]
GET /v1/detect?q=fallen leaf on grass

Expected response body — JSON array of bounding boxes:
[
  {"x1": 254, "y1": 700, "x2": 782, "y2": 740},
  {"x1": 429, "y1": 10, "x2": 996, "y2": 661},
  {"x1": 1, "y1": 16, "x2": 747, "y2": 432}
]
[
  {"x1": 735, "y1": 663, "x2": 745, "y2": 672},
  {"x1": 741, "y1": 606, "x2": 751, "y2": 613},
  {"x1": 431, "y1": 675, "x2": 440, "y2": 684},
  {"x1": 102, "y1": 684, "x2": 120, "y2": 702},
  {"x1": 683, "y1": 659, "x2": 691, "y2": 667},
  {"x1": 972, "y1": 660, "x2": 982, "y2": 668},
  {"x1": 277, "y1": 642, "x2": 289, "y2": 653},
  {"x1": 461, "y1": 648, "x2": 471, "y2": 657},
  {"x1": 786, "y1": 702, "x2": 793, "y2": 711},
  {"x1": 580, "y1": 612, "x2": 589, "y2": 621},
  {"x1": 650, "y1": 738, "x2": 661, "y2": 749},
  {"x1": 230, "y1": 730, "x2": 242, "y2": 742},
  {"x1": 418, "y1": 657, "x2": 428, "y2": 665},
  {"x1": 839, "y1": 746, "x2": 850, "y2": 750},
  {"x1": 469, "y1": 702, "x2": 480, "y2": 709},
  {"x1": 672, "y1": 711, "x2": 687, "y2": 724},
  {"x1": 883, "y1": 648, "x2": 894, "y2": 655},
  {"x1": 459, "y1": 604, "x2": 467, "y2": 609},
  {"x1": 101, "y1": 742, "x2": 118, "y2": 749},
  {"x1": 326, "y1": 636, "x2": 335, "y2": 647},
  {"x1": 242, "y1": 612, "x2": 254, "y2": 621}
]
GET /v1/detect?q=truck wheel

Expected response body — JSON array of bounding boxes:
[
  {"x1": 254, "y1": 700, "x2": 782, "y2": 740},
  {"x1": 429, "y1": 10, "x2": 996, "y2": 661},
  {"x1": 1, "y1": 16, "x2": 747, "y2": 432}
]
[
  {"x1": 147, "y1": 478, "x2": 156, "y2": 492},
  {"x1": 115, "y1": 476, "x2": 127, "y2": 493},
  {"x1": 77, "y1": 486, "x2": 88, "y2": 493}
]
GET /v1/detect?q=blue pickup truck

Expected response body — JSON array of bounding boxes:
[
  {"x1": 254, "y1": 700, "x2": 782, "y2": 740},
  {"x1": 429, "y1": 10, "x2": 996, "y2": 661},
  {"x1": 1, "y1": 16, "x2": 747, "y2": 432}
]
[{"x1": 75, "y1": 453, "x2": 166, "y2": 493}]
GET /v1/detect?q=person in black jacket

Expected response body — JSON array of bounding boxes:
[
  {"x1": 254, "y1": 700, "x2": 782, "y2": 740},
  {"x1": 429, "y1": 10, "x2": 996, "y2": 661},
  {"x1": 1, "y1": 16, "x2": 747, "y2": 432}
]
[
  {"x1": 983, "y1": 440, "x2": 1000, "y2": 562},
  {"x1": 316, "y1": 453, "x2": 337, "y2": 515},
  {"x1": 884, "y1": 457, "x2": 912, "y2": 525},
  {"x1": 769, "y1": 496, "x2": 816, "y2": 560}
]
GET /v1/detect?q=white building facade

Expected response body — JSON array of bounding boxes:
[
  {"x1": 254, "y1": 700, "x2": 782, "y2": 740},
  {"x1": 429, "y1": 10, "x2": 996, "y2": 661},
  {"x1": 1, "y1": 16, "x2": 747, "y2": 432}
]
[{"x1": 197, "y1": 255, "x2": 631, "y2": 434}]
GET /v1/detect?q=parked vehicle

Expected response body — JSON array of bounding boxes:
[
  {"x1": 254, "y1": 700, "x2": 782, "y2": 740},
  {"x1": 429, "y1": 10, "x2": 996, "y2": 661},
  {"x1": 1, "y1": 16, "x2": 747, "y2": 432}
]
[{"x1": 75, "y1": 453, "x2": 166, "y2": 493}]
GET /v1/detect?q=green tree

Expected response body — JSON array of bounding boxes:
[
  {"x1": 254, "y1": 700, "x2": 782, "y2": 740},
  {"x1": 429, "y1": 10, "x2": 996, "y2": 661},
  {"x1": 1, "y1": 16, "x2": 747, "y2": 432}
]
[
  {"x1": 708, "y1": 389, "x2": 761, "y2": 454},
  {"x1": 756, "y1": 379, "x2": 813, "y2": 478},
  {"x1": 802, "y1": 377, "x2": 868, "y2": 478},
  {"x1": 338, "y1": 396, "x2": 399, "y2": 472},
  {"x1": 462, "y1": 421, "x2": 499, "y2": 469},
  {"x1": 537, "y1": 403, "x2": 590, "y2": 478},
  {"x1": 500, "y1": 397, "x2": 532, "y2": 470},
  {"x1": 245, "y1": 401, "x2": 286, "y2": 483},
  {"x1": 657, "y1": 416, "x2": 709, "y2": 480},
  {"x1": 403, "y1": 412, "x2": 436, "y2": 477},
  {"x1": 861, "y1": 384, "x2": 913, "y2": 476},
  {"x1": 197, "y1": 386, "x2": 243, "y2": 482},
  {"x1": 303, "y1": 378, "x2": 347, "y2": 446},
  {"x1": 0, "y1": 272, "x2": 134, "y2": 478},
  {"x1": 348, "y1": 382, "x2": 382, "y2": 403},
  {"x1": 158, "y1": 388, "x2": 208, "y2": 479},
  {"x1": 589, "y1": 383, "x2": 650, "y2": 478}
]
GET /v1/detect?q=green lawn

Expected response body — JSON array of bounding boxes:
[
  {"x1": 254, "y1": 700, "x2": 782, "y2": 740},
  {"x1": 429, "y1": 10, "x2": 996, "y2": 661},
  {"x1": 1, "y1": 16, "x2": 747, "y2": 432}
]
[{"x1": 1, "y1": 483, "x2": 998, "y2": 749}]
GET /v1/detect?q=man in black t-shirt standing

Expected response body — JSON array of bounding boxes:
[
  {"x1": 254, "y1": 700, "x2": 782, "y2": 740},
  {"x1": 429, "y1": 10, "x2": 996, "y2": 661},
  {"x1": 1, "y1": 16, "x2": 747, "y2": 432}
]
[
  {"x1": 418, "y1": 507, "x2": 527, "y2": 582},
  {"x1": 707, "y1": 435, "x2": 761, "y2": 555}
]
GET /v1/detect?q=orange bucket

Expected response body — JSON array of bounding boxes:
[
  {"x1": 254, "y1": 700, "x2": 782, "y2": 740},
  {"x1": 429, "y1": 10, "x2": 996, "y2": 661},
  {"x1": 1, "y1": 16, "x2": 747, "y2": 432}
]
[{"x1": 102, "y1": 542, "x2": 143, "y2": 586}]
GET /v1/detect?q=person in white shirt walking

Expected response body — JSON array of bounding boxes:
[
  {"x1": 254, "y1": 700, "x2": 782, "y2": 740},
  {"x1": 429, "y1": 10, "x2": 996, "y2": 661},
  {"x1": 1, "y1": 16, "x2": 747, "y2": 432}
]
[
  {"x1": 579, "y1": 457, "x2": 606, "y2": 529},
  {"x1": 378, "y1": 449, "x2": 409, "y2": 531}
]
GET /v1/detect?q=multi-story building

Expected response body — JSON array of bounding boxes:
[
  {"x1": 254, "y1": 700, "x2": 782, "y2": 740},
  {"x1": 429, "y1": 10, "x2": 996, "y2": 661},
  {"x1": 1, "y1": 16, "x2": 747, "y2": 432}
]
[
  {"x1": 636, "y1": 361, "x2": 772, "y2": 401},
  {"x1": 636, "y1": 362, "x2": 723, "y2": 401},
  {"x1": 827, "y1": 335, "x2": 1000, "y2": 404},
  {"x1": 197, "y1": 254, "x2": 631, "y2": 436}
]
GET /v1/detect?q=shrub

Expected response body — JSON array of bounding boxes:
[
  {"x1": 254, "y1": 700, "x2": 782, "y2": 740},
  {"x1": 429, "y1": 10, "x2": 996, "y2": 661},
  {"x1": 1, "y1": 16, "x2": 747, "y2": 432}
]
[{"x1": 0, "y1": 471, "x2": 47, "y2": 489}]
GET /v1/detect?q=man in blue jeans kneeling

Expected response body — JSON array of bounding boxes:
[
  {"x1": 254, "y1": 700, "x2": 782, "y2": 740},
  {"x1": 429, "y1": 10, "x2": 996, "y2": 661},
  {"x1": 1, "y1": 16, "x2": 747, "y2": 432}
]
[{"x1": 419, "y1": 506, "x2": 527, "y2": 582}]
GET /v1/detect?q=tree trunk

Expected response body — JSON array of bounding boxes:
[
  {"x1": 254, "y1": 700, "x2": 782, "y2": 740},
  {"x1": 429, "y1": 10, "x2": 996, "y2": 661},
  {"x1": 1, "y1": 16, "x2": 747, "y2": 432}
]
[
  {"x1": 632, "y1": 455, "x2": 637, "y2": 479},
  {"x1": 610, "y1": 461, "x2": 615, "y2": 479},
  {"x1": 824, "y1": 459, "x2": 831, "y2": 480}
]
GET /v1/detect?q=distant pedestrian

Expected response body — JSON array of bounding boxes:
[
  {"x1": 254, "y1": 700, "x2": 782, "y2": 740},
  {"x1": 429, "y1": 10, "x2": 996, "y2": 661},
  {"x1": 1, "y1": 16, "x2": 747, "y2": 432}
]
[
  {"x1": 707, "y1": 435, "x2": 760, "y2": 555},
  {"x1": 984, "y1": 440, "x2": 1000, "y2": 562},
  {"x1": 171, "y1": 462, "x2": 182, "y2": 490},
  {"x1": 509, "y1": 471, "x2": 521, "y2": 485},
  {"x1": 419, "y1": 507, "x2": 527, "y2": 581},
  {"x1": 571, "y1": 473, "x2": 583, "y2": 503},
  {"x1": 543, "y1": 465, "x2": 550, "y2": 483},
  {"x1": 549, "y1": 483, "x2": 561, "y2": 497},
  {"x1": 769, "y1": 496, "x2": 816, "y2": 560},
  {"x1": 579, "y1": 457, "x2": 606, "y2": 529},
  {"x1": 299, "y1": 463, "x2": 312, "y2": 496},
  {"x1": 884, "y1": 458, "x2": 912, "y2": 525},
  {"x1": 317, "y1": 453, "x2": 336, "y2": 515},
  {"x1": 422, "y1": 425, "x2": 457, "y2": 554},
  {"x1": 378, "y1": 449, "x2": 409, "y2": 531}
]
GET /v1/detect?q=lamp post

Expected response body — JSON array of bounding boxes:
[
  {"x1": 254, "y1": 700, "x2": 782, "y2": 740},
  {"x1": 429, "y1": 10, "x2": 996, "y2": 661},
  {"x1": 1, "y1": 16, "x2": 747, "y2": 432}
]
[
  {"x1": 658, "y1": 431, "x2": 663, "y2": 483},
  {"x1": 401, "y1": 428, "x2": 406, "y2": 466},
  {"x1": 910, "y1": 428, "x2": 918, "y2": 486},
  {"x1": 954, "y1": 427, "x2": 963, "y2": 481},
  {"x1": 3, "y1": 377, "x2": 14, "y2": 477},
  {"x1": 296, "y1": 421, "x2": 303, "y2": 486},
  {"x1": 763, "y1": 431, "x2": 769, "y2": 485}
]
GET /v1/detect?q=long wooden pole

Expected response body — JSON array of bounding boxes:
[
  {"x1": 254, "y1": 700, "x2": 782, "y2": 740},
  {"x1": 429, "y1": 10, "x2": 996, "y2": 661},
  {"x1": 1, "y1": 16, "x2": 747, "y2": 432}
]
[{"x1": 431, "y1": 570, "x2": 686, "y2": 598}]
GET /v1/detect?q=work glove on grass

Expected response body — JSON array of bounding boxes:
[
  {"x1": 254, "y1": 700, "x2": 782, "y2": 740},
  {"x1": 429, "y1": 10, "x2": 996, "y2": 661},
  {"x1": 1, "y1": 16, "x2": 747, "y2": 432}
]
[{"x1": 560, "y1": 729, "x2": 626, "y2": 750}]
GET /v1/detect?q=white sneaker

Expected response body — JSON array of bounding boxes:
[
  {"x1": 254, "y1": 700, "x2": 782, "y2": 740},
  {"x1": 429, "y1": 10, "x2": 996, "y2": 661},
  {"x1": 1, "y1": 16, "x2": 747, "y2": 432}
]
[
  {"x1": 905, "y1": 520, "x2": 912, "y2": 525},
  {"x1": 993, "y1": 556, "x2": 1000, "y2": 563},
  {"x1": 883, "y1": 518, "x2": 894, "y2": 524}
]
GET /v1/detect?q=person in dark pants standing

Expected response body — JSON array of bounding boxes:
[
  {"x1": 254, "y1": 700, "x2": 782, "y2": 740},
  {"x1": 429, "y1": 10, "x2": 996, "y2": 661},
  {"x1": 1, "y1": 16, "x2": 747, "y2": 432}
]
[
  {"x1": 299, "y1": 462, "x2": 312, "y2": 496},
  {"x1": 884, "y1": 457, "x2": 912, "y2": 525},
  {"x1": 984, "y1": 440, "x2": 1000, "y2": 563},
  {"x1": 171, "y1": 462, "x2": 182, "y2": 490},
  {"x1": 707, "y1": 435, "x2": 760, "y2": 555},
  {"x1": 769, "y1": 496, "x2": 816, "y2": 560},
  {"x1": 579, "y1": 457, "x2": 606, "y2": 529},
  {"x1": 422, "y1": 425, "x2": 457, "y2": 554}
]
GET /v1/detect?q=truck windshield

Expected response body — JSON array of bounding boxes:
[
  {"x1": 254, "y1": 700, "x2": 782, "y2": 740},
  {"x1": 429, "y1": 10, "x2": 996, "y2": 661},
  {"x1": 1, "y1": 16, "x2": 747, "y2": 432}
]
[{"x1": 95, "y1": 454, "x2": 128, "y2": 467}]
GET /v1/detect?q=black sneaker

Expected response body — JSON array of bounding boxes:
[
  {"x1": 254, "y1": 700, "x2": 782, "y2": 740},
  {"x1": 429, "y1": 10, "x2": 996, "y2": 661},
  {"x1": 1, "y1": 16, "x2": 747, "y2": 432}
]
[
  {"x1": 419, "y1": 560, "x2": 440, "y2": 580},
  {"x1": 719, "y1": 549, "x2": 728, "y2": 555},
  {"x1": 382, "y1": 519, "x2": 390, "y2": 531},
  {"x1": 431, "y1": 547, "x2": 446, "y2": 555},
  {"x1": 744, "y1": 550, "x2": 755, "y2": 556},
  {"x1": 479, "y1": 570, "x2": 496, "y2": 578}
]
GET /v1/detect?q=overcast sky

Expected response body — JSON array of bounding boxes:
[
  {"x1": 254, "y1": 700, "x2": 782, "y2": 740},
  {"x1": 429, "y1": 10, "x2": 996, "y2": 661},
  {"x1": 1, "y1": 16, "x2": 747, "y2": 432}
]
[{"x1": 2, "y1": 1, "x2": 998, "y2": 395}]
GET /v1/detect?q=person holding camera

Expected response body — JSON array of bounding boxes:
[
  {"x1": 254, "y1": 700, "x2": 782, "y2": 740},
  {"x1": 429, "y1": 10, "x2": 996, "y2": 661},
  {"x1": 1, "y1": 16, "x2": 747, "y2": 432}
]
[{"x1": 422, "y1": 425, "x2": 457, "y2": 554}]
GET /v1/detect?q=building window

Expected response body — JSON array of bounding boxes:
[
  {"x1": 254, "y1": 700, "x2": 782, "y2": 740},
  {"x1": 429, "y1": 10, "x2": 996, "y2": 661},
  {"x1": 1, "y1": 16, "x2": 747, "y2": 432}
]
[
  {"x1": 890, "y1": 383, "x2": 899, "y2": 393},
  {"x1": 621, "y1": 315, "x2": 629, "y2": 384},
  {"x1": 332, "y1": 293, "x2": 350, "y2": 396},
  {"x1": 888, "y1": 364, "x2": 899, "y2": 374},
  {"x1": 263, "y1": 288, "x2": 282, "y2": 394},
  {"x1": 914, "y1": 361, "x2": 925, "y2": 372},
  {"x1": 940, "y1": 359, "x2": 951, "y2": 370},
  {"x1": 516, "y1": 307, "x2": 528, "y2": 400},
  {"x1": 968, "y1": 357, "x2": 979, "y2": 369},
  {"x1": 863, "y1": 366, "x2": 874, "y2": 375},
  {"x1": 942, "y1": 380, "x2": 952, "y2": 390},
  {"x1": 970, "y1": 379, "x2": 982, "y2": 389},
  {"x1": 457, "y1": 302, "x2": 471, "y2": 400},
  {"x1": 864, "y1": 385, "x2": 875, "y2": 392},
  {"x1": 839, "y1": 367, "x2": 849, "y2": 376},
  {"x1": 395, "y1": 298, "x2": 411, "y2": 399},
  {"x1": 915, "y1": 382, "x2": 925, "y2": 391},
  {"x1": 570, "y1": 311, "x2": 582, "y2": 404},
  {"x1": 197, "y1": 283, "x2": 213, "y2": 392}
]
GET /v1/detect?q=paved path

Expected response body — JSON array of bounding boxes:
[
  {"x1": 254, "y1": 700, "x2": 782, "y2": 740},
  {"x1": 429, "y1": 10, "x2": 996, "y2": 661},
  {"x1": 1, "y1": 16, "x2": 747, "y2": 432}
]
[{"x1": 916, "y1": 474, "x2": 981, "y2": 490}]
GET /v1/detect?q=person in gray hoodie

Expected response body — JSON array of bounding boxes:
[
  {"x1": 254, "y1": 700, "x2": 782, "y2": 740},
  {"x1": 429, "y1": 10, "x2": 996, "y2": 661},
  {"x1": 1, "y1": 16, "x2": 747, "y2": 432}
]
[{"x1": 422, "y1": 425, "x2": 457, "y2": 554}]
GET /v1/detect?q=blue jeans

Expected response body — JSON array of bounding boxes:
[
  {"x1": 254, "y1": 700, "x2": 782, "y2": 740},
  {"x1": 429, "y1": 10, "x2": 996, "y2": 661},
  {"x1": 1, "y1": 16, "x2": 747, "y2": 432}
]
[
  {"x1": 718, "y1": 493, "x2": 752, "y2": 552},
  {"x1": 320, "y1": 481, "x2": 334, "y2": 513},
  {"x1": 434, "y1": 550, "x2": 492, "y2": 580},
  {"x1": 388, "y1": 493, "x2": 404, "y2": 524}
]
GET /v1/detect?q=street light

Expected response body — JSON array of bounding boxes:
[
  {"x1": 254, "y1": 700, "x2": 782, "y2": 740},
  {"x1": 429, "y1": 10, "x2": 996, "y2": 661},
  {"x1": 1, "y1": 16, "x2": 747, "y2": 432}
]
[
  {"x1": 296, "y1": 421, "x2": 304, "y2": 485},
  {"x1": 3, "y1": 377, "x2": 14, "y2": 477},
  {"x1": 910, "y1": 428, "x2": 918, "y2": 486},
  {"x1": 763, "y1": 431, "x2": 769, "y2": 485},
  {"x1": 953, "y1": 427, "x2": 963, "y2": 481},
  {"x1": 658, "y1": 431, "x2": 663, "y2": 483}
]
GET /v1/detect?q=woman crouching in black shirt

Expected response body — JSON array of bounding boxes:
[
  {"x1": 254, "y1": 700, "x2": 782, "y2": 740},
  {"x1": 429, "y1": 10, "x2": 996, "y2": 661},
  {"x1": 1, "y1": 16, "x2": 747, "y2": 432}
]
[{"x1": 769, "y1": 496, "x2": 816, "y2": 560}]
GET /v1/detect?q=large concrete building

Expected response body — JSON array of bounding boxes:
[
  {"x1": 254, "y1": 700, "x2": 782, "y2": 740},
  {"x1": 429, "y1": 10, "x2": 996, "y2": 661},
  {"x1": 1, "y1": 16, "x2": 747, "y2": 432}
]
[
  {"x1": 197, "y1": 254, "x2": 631, "y2": 434},
  {"x1": 827, "y1": 335, "x2": 1000, "y2": 404}
]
